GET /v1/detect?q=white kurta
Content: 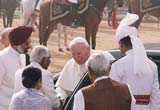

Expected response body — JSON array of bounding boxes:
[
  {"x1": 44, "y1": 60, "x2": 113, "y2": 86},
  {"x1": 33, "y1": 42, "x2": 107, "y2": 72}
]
[
  {"x1": 110, "y1": 49, "x2": 160, "y2": 110},
  {"x1": 14, "y1": 62, "x2": 60, "y2": 109},
  {"x1": 0, "y1": 46, "x2": 25, "y2": 110},
  {"x1": 55, "y1": 50, "x2": 115, "y2": 99},
  {"x1": 73, "y1": 76, "x2": 136, "y2": 110},
  {"x1": 10, "y1": 88, "x2": 52, "y2": 110}
]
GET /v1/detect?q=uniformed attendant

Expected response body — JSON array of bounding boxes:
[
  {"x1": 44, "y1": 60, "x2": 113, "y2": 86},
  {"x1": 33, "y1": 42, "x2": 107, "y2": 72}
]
[{"x1": 110, "y1": 13, "x2": 160, "y2": 110}]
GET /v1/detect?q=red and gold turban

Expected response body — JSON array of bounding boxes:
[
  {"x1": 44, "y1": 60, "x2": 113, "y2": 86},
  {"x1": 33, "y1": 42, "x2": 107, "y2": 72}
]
[{"x1": 9, "y1": 26, "x2": 33, "y2": 46}]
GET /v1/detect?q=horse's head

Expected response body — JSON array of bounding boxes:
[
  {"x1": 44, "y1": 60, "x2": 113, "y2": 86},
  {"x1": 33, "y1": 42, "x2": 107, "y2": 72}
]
[{"x1": 116, "y1": 0, "x2": 124, "y2": 7}]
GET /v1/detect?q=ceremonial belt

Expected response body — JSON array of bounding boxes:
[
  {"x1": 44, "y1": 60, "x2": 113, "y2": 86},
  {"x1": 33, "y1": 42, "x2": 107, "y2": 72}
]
[{"x1": 134, "y1": 95, "x2": 150, "y2": 105}]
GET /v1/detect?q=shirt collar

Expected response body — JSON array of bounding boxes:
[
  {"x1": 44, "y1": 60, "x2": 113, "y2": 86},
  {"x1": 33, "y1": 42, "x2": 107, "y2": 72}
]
[
  {"x1": 26, "y1": 88, "x2": 43, "y2": 96},
  {"x1": 30, "y1": 62, "x2": 43, "y2": 69},
  {"x1": 94, "y1": 75, "x2": 109, "y2": 83},
  {"x1": 125, "y1": 49, "x2": 133, "y2": 55},
  {"x1": 8, "y1": 45, "x2": 21, "y2": 57}
]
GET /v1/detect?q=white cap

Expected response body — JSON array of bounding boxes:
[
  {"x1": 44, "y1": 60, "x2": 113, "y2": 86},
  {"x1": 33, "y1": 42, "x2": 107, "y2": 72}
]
[{"x1": 116, "y1": 13, "x2": 151, "y2": 76}]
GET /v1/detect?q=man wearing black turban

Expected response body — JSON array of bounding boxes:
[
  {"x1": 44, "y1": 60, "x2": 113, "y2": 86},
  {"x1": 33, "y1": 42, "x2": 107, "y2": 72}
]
[{"x1": 0, "y1": 25, "x2": 33, "y2": 110}]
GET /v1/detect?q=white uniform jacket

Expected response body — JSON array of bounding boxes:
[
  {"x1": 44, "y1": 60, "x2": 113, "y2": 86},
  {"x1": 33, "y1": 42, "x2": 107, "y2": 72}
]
[{"x1": 110, "y1": 49, "x2": 160, "y2": 110}]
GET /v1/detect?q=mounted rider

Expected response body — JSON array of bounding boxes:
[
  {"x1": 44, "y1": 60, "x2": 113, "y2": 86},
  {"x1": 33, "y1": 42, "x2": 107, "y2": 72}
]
[
  {"x1": 68, "y1": 0, "x2": 78, "y2": 28},
  {"x1": 35, "y1": 0, "x2": 78, "y2": 27}
]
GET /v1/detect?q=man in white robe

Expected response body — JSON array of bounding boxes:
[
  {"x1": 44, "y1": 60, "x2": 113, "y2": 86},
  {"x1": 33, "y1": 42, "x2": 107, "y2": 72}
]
[
  {"x1": 55, "y1": 37, "x2": 115, "y2": 100},
  {"x1": 0, "y1": 26, "x2": 33, "y2": 110},
  {"x1": 14, "y1": 45, "x2": 61, "y2": 109},
  {"x1": 109, "y1": 13, "x2": 160, "y2": 110}
]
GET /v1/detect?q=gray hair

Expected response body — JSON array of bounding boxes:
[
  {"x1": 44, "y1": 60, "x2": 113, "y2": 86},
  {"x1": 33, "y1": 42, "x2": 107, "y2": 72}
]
[
  {"x1": 30, "y1": 45, "x2": 50, "y2": 63},
  {"x1": 69, "y1": 37, "x2": 89, "y2": 48},
  {"x1": 86, "y1": 52, "x2": 111, "y2": 76},
  {"x1": 0, "y1": 27, "x2": 13, "y2": 40}
]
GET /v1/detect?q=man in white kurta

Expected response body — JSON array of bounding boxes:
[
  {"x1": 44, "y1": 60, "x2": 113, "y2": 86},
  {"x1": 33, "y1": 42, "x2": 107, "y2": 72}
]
[
  {"x1": 14, "y1": 45, "x2": 61, "y2": 109},
  {"x1": 0, "y1": 26, "x2": 33, "y2": 110},
  {"x1": 55, "y1": 37, "x2": 115, "y2": 100},
  {"x1": 109, "y1": 13, "x2": 160, "y2": 110}
]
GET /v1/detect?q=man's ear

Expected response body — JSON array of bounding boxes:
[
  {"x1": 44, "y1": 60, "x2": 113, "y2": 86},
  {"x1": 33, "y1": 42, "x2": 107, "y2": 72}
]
[{"x1": 40, "y1": 57, "x2": 46, "y2": 66}]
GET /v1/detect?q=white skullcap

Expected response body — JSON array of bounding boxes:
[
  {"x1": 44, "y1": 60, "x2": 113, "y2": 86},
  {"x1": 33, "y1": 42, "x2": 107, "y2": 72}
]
[
  {"x1": 69, "y1": 36, "x2": 89, "y2": 48},
  {"x1": 116, "y1": 13, "x2": 151, "y2": 76}
]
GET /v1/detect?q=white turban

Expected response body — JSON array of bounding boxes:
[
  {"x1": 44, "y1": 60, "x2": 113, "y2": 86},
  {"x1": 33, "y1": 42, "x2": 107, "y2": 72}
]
[{"x1": 115, "y1": 13, "x2": 151, "y2": 76}]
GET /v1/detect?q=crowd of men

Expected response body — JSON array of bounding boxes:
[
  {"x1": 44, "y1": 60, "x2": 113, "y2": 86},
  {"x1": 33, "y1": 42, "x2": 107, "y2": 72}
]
[{"x1": 0, "y1": 12, "x2": 159, "y2": 110}]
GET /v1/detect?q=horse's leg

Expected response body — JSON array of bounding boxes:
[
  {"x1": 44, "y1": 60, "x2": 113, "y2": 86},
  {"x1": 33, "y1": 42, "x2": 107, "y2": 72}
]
[
  {"x1": 43, "y1": 23, "x2": 55, "y2": 46},
  {"x1": 29, "y1": 14, "x2": 37, "y2": 27},
  {"x1": 85, "y1": 25, "x2": 91, "y2": 46},
  {"x1": 107, "y1": 11, "x2": 112, "y2": 26},
  {"x1": 70, "y1": 28, "x2": 75, "y2": 37},
  {"x1": 91, "y1": 25, "x2": 98, "y2": 49},
  {"x1": 2, "y1": 10, "x2": 7, "y2": 27},
  {"x1": 135, "y1": 13, "x2": 145, "y2": 28},
  {"x1": 35, "y1": 21, "x2": 39, "y2": 29},
  {"x1": 23, "y1": 12, "x2": 31, "y2": 25},
  {"x1": 39, "y1": 16, "x2": 46, "y2": 45},
  {"x1": 63, "y1": 25, "x2": 68, "y2": 48},
  {"x1": 7, "y1": 9, "x2": 15, "y2": 27},
  {"x1": 57, "y1": 23, "x2": 63, "y2": 51}
]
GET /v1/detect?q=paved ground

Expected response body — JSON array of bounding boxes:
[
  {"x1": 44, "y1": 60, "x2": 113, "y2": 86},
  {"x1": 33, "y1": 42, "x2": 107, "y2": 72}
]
[{"x1": 0, "y1": 19, "x2": 160, "y2": 73}]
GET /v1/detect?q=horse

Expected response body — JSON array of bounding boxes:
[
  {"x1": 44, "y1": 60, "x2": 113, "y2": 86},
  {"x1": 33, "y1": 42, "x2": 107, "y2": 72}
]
[
  {"x1": 0, "y1": 0, "x2": 20, "y2": 27},
  {"x1": 129, "y1": 0, "x2": 160, "y2": 28},
  {"x1": 21, "y1": 0, "x2": 39, "y2": 27},
  {"x1": 39, "y1": 0, "x2": 123, "y2": 49}
]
